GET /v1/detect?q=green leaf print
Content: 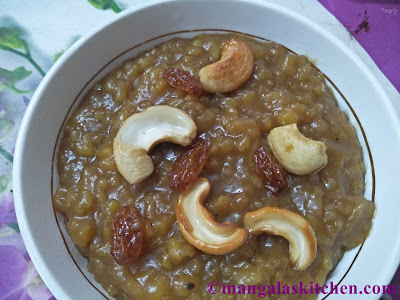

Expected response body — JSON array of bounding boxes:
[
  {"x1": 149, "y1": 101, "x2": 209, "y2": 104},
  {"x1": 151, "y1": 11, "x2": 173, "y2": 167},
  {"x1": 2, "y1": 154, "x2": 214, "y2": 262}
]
[
  {"x1": 0, "y1": 27, "x2": 30, "y2": 53},
  {"x1": 0, "y1": 175, "x2": 9, "y2": 193},
  {"x1": 0, "y1": 67, "x2": 33, "y2": 94},
  {"x1": 53, "y1": 51, "x2": 64, "y2": 63},
  {"x1": 0, "y1": 27, "x2": 29, "y2": 53},
  {"x1": 0, "y1": 146, "x2": 13, "y2": 163},
  {"x1": 53, "y1": 35, "x2": 81, "y2": 63},
  {"x1": 88, "y1": 0, "x2": 122, "y2": 13},
  {"x1": 0, "y1": 26, "x2": 46, "y2": 77},
  {"x1": 8, "y1": 222, "x2": 20, "y2": 233},
  {"x1": 0, "y1": 118, "x2": 15, "y2": 142}
]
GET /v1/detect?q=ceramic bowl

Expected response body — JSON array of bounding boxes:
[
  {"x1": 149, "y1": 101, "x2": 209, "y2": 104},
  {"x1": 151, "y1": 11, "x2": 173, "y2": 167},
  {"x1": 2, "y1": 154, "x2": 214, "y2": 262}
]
[{"x1": 13, "y1": 0, "x2": 400, "y2": 299}]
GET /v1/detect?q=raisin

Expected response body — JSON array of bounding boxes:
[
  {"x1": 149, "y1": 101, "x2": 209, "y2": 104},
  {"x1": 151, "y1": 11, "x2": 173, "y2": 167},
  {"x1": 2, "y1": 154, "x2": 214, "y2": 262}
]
[
  {"x1": 110, "y1": 205, "x2": 144, "y2": 265},
  {"x1": 254, "y1": 146, "x2": 287, "y2": 195},
  {"x1": 163, "y1": 68, "x2": 203, "y2": 95},
  {"x1": 169, "y1": 138, "x2": 210, "y2": 192}
]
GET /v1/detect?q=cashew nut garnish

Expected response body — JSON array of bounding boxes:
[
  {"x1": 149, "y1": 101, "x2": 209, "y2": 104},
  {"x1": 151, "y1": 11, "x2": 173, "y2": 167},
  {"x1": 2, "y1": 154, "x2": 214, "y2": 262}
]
[
  {"x1": 113, "y1": 105, "x2": 197, "y2": 184},
  {"x1": 267, "y1": 123, "x2": 327, "y2": 175},
  {"x1": 176, "y1": 177, "x2": 248, "y2": 255},
  {"x1": 199, "y1": 39, "x2": 254, "y2": 93},
  {"x1": 244, "y1": 207, "x2": 317, "y2": 271}
]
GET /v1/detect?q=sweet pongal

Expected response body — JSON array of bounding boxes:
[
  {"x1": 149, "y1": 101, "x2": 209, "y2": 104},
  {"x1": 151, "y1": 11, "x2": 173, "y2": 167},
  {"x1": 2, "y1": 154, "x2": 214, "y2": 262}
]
[{"x1": 54, "y1": 34, "x2": 374, "y2": 299}]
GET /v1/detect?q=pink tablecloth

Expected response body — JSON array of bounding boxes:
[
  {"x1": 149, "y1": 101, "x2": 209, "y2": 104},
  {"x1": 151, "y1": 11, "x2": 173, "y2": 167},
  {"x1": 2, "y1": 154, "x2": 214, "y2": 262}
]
[{"x1": 319, "y1": 0, "x2": 400, "y2": 93}]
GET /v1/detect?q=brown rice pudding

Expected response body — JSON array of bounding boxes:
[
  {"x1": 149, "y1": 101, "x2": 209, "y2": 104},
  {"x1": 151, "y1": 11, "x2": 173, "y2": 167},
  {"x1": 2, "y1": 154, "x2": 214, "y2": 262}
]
[{"x1": 54, "y1": 34, "x2": 375, "y2": 299}]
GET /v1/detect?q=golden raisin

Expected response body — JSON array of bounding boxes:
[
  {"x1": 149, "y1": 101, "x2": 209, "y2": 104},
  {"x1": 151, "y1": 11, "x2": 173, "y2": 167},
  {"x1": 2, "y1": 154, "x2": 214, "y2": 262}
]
[
  {"x1": 169, "y1": 138, "x2": 210, "y2": 192},
  {"x1": 163, "y1": 68, "x2": 202, "y2": 95},
  {"x1": 110, "y1": 206, "x2": 144, "y2": 265},
  {"x1": 254, "y1": 146, "x2": 287, "y2": 195}
]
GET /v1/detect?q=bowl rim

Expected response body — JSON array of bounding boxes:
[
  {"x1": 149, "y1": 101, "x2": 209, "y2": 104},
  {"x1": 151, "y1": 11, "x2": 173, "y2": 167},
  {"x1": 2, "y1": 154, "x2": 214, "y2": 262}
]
[
  {"x1": 13, "y1": 0, "x2": 400, "y2": 299},
  {"x1": 52, "y1": 28, "x2": 377, "y2": 299}
]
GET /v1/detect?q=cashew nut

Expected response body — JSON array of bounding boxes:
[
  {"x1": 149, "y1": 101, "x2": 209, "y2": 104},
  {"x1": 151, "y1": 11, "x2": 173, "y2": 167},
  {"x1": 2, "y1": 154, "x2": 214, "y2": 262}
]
[
  {"x1": 113, "y1": 105, "x2": 197, "y2": 184},
  {"x1": 267, "y1": 123, "x2": 327, "y2": 175},
  {"x1": 199, "y1": 39, "x2": 254, "y2": 93},
  {"x1": 244, "y1": 207, "x2": 317, "y2": 271},
  {"x1": 176, "y1": 177, "x2": 248, "y2": 255}
]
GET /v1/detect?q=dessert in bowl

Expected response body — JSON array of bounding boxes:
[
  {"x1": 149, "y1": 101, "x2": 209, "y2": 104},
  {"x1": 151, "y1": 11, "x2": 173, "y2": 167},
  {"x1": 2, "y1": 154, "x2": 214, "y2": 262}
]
[{"x1": 13, "y1": 0, "x2": 400, "y2": 299}]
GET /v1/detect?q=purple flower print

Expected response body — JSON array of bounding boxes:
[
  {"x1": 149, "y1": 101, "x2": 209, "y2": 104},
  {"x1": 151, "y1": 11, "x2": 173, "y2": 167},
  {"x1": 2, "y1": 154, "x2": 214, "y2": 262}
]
[
  {"x1": 0, "y1": 245, "x2": 27, "y2": 299},
  {"x1": 22, "y1": 96, "x2": 30, "y2": 107},
  {"x1": 0, "y1": 245, "x2": 53, "y2": 300},
  {"x1": 0, "y1": 191, "x2": 53, "y2": 299},
  {"x1": 0, "y1": 192, "x2": 17, "y2": 227}
]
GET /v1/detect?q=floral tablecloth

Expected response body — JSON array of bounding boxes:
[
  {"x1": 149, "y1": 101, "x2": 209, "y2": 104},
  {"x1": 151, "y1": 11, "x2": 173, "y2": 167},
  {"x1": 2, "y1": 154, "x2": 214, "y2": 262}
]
[{"x1": 1, "y1": 0, "x2": 399, "y2": 299}]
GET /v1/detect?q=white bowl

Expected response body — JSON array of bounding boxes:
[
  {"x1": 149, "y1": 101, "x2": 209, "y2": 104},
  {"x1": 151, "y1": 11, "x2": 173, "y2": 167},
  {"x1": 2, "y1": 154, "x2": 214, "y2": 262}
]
[{"x1": 13, "y1": 0, "x2": 400, "y2": 299}]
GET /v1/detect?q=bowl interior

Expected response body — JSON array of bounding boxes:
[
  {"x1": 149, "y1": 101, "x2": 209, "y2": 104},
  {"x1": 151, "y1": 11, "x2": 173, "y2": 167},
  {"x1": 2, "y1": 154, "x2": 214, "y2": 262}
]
[
  {"x1": 14, "y1": 1, "x2": 400, "y2": 299},
  {"x1": 52, "y1": 29, "x2": 375, "y2": 298}
]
